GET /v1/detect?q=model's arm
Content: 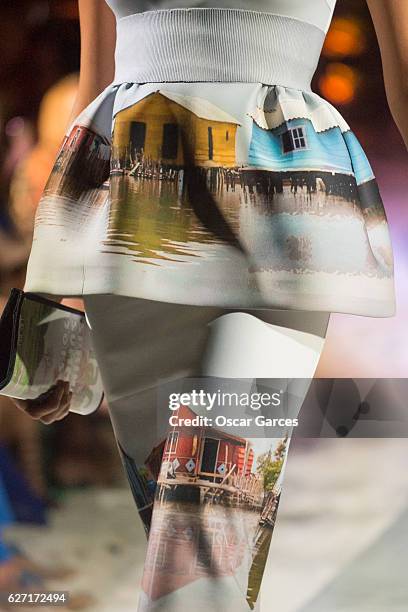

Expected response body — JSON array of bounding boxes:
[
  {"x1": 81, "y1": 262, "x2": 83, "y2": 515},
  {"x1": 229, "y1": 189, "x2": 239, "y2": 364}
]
[
  {"x1": 13, "y1": 2, "x2": 116, "y2": 424},
  {"x1": 68, "y1": 0, "x2": 116, "y2": 122},
  {"x1": 366, "y1": 0, "x2": 408, "y2": 148}
]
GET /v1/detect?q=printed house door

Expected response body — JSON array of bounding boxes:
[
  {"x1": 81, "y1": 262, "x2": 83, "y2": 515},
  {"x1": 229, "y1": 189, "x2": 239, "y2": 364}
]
[
  {"x1": 130, "y1": 122, "x2": 146, "y2": 157},
  {"x1": 200, "y1": 437, "x2": 219, "y2": 481}
]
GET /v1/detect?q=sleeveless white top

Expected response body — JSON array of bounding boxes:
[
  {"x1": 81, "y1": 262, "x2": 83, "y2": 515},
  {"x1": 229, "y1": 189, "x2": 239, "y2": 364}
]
[{"x1": 106, "y1": 0, "x2": 337, "y2": 34}]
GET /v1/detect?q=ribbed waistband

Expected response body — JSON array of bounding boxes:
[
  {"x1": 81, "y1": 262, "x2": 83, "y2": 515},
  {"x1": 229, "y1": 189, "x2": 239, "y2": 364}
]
[{"x1": 113, "y1": 8, "x2": 325, "y2": 91}]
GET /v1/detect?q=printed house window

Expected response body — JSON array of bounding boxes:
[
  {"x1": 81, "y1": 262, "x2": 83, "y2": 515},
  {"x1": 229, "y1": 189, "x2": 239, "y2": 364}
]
[
  {"x1": 70, "y1": 127, "x2": 82, "y2": 148},
  {"x1": 208, "y1": 126, "x2": 214, "y2": 160},
  {"x1": 130, "y1": 121, "x2": 146, "y2": 154},
  {"x1": 282, "y1": 126, "x2": 307, "y2": 153},
  {"x1": 156, "y1": 541, "x2": 167, "y2": 568},
  {"x1": 162, "y1": 123, "x2": 178, "y2": 159},
  {"x1": 226, "y1": 130, "x2": 229, "y2": 141},
  {"x1": 166, "y1": 431, "x2": 179, "y2": 454}
]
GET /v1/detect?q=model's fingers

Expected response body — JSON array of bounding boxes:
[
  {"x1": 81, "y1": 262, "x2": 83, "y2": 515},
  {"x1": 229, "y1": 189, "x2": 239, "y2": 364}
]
[
  {"x1": 40, "y1": 408, "x2": 67, "y2": 424},
  {"x1": 39, "y1": 380, "x2": 70, "y2": 409},
  {"x1": 40, "y1": 389, "x2": 73, "y2": 424},
  {"x1": 60, "y1": 390, "x2": 73, "y2": 411},
  {"x1": 12, "y1": 398, "x2": 31, "y2": 413},
  {"x1": 25, "y1": 403, "x2": 60, "y2": 420},
  {"x1": 35, "y1": 380, "x2": 68, "y2": 403},
  {"x1": 39, "y1": 412, "x2": 58, "y2": 425},
  {"x1": 12, "y1": 381, "x2": 72, "y2": 422},
  {"x1": 54, "y1": 404, "x2": 72, "y2": 421},
  {"x1": 40, "y1": 404, "x2": 71, "y2": 424},
  {"x1": 49, "y1": 393, "x2": 72, "y2": 421},
  {"x1": 24, "y1": 383, "x2": 66, "y2": 419}
]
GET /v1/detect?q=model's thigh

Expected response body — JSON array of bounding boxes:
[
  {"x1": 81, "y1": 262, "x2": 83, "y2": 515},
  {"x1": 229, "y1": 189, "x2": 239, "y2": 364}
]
[
  {"x1": 83, "y1": 297, "x2": 330, "y2": 474},
  {"x1": 199, "y1": 310, "x2": 331, "y2": 612},
  {"x1": 137, "y1": 310, "x2": 331, "y2": 612},
  {"x1": 83, "y1": 294, "x2": 227, "y2": 401},
  {"x1": 201, "y1": 309, "x2": 330, "y2": 423},
  {"x1": 84, "y1": 296, "x2": 329, "y2": 392},
  {"x1": 202, "y1": 309, "x2": 330, "y2": 378},
  {"x1": 83, "y1": 294, "x2": 225, "y2": 461}
]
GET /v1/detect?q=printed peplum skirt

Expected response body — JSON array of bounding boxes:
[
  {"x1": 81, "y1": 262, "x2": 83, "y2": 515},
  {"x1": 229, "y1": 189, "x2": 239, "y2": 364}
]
[{"x1": 24, "y1": 8, "x2": 396, "y2": 317}]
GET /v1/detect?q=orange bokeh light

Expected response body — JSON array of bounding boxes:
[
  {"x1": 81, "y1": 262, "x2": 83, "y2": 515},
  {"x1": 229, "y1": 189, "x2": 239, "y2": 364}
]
[
  {"x1": 323, "y1": 18, "x2": 366, "y2": 57},
  {"x1": 319, "y1": 64, "x2": 358, "y2": 105}
]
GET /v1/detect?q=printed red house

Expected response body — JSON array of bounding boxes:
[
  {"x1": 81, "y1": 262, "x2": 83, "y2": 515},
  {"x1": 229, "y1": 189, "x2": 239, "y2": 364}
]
[
  {"x1": 53, "y1": 125, "x2": 111, "y2": 196},
  {"x1": 145, "y1": 404, "x2": 263, "y2": 509},
  {"x1": 141, "y1": 405, "x2": 266, "y2": 601}
]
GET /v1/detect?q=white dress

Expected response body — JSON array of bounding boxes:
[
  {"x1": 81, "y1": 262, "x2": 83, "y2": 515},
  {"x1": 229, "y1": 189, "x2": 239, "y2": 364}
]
[{"x1": 24, "y1": 0, "x2": 396, "y2": 318}]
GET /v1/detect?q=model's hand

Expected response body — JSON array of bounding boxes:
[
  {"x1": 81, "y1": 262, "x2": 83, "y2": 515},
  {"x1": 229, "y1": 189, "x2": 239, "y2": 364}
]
[{"x1": 12, "y1": 380, "x2": 72, "y2": 424}]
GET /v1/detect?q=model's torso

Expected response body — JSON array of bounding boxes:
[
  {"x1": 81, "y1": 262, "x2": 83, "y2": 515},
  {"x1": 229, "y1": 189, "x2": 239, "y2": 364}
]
[{"x1": 105, "y1": 0, "x2": 337, "y2": 33}]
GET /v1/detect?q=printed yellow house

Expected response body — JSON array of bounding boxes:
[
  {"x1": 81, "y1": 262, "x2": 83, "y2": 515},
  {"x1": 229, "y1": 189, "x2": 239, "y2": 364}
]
[{"x1": 112, "y1": 90, "x2": 241, "y2": 168}]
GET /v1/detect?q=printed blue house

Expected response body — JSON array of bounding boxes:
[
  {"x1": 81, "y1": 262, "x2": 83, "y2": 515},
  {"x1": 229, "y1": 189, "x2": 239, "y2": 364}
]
[{"x1": 247, "y1": 98, "x2": 374, "y2": 186}]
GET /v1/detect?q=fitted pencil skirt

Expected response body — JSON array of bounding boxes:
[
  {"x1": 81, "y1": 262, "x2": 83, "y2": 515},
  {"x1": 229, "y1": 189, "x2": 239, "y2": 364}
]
[{"x1": 83, "y1": 293, "x2": 330, "y2": 611}]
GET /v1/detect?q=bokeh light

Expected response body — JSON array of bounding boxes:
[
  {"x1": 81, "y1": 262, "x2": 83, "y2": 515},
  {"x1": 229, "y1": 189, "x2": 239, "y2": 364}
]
[
  {"x1": 5, "y1": 117, "x2": 26, "y2": 138},
  {"x1": 323, "y1": 17, "x2": 366, "y2": 58},
  {"x1": 319, "y1": 63, "x2": 358, "y2": 105}
]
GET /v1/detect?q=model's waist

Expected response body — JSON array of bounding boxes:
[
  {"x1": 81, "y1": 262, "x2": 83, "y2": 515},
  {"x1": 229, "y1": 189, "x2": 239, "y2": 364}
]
[{"x1": 113, "y1": 8, "x2": 325, "y2": 90}]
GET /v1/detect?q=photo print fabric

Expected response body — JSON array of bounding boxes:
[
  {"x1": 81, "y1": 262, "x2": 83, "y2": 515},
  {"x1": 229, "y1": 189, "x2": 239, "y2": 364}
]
[{"x1": 25, "y1": 81, "x2": 396, "y2": 317}]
